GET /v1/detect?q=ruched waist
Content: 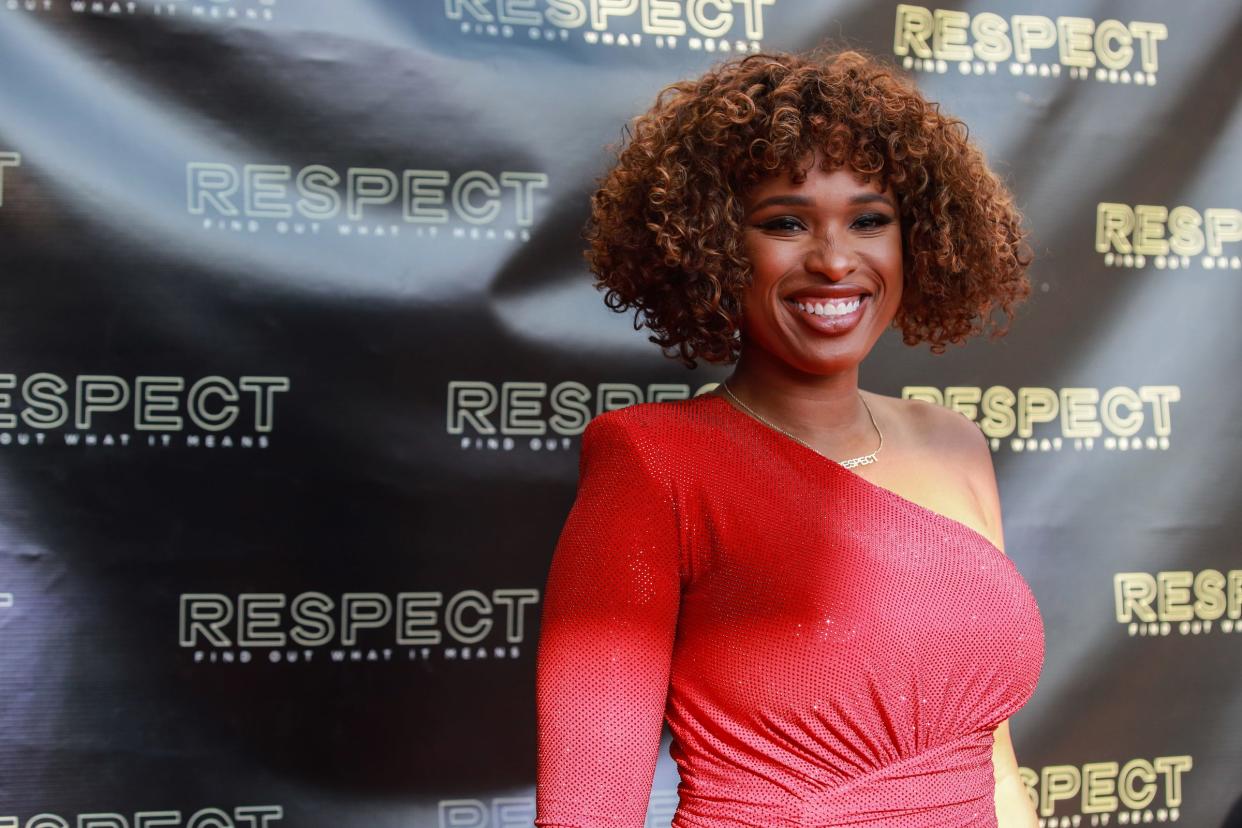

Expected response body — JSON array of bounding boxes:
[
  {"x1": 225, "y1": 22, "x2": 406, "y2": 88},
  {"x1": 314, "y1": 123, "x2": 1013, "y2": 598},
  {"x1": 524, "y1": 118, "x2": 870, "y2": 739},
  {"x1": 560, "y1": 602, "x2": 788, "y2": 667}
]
[{"x1": 671, "y1": 730, "x2": 998, "y2": 828}]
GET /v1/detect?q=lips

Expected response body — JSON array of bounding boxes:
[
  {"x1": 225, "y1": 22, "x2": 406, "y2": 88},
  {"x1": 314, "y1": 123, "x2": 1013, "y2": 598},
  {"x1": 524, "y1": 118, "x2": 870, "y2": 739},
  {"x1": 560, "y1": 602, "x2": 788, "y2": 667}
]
[{"x1": 783, "y1": 292, "x2": 869, "y2": 335}]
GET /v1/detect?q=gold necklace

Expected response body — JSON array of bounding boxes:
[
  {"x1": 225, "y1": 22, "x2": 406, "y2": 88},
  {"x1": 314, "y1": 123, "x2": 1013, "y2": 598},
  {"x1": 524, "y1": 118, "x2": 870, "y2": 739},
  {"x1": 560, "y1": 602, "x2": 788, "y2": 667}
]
[{"x1": 719, "y1": 381, "x2": 883, "y2": 469}]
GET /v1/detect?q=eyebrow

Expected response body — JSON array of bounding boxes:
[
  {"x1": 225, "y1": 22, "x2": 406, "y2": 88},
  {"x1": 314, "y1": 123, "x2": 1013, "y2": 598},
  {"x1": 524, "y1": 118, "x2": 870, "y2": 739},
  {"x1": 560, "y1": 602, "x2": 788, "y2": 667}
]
[{"x1": 746, "y1": 192, "x2": 897, "y2": 215}]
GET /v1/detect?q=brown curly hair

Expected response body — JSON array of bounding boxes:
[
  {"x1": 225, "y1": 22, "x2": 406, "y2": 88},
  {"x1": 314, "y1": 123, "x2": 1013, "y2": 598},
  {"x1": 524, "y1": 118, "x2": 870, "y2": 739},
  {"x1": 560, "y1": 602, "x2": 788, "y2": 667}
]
[{"x1": 583, "y1": 44, "x2": 1034, "y2": 369}]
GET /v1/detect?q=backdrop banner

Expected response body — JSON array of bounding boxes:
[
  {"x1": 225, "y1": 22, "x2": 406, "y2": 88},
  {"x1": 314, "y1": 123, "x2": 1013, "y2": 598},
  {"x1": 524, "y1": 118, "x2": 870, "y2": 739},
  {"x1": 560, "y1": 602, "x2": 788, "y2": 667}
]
[{"x1": 0, "y1": 1, "x2": 1239, "y2": 826}]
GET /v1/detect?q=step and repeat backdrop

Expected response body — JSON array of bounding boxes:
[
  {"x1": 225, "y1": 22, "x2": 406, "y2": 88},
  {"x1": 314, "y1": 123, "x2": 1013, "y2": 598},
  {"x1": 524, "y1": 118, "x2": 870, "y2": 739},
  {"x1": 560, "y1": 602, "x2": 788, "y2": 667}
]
[{"x1": 1, "y1": 1, "x2": 1239, "y2": 826}]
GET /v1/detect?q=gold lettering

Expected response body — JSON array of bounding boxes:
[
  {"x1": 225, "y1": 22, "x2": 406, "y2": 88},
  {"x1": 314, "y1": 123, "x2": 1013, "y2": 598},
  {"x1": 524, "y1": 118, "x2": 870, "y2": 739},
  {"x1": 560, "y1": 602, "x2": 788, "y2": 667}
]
[
  {"x1": 1061, "y1": 388, "x2": 1102, "y2": 438},
  {"x1": 1114, "y1": 573, "x2": 1157, "y2": 623},
  {"x1": 1082, "y1": 761, "x2": 1119, "y2": 811},
  {"x1": 1117, "y1": 758, "x2": 1158, "y2": 809},
  {"x1": 1096, "y1": 203, "x2": 1135, "y2": 254},
  {"x1": 1157, "y1": 571, "x2": 1194, "y2": 622},
  {"x1": 893, "y1": 4, "x2": 934, "y2": 59},
  {"x1": 1040, "y1": 764, "x2": 1081, "y2": 817},
  {"x1": 933, "y1": 9, "x2": 971, "y2": 60},
  {"x1": 1094, "y1": 19, "x2": 1133, "y2": 70},
  {"x1": 1057, "y1": 16, "x2": 1095, "y2": 67}
]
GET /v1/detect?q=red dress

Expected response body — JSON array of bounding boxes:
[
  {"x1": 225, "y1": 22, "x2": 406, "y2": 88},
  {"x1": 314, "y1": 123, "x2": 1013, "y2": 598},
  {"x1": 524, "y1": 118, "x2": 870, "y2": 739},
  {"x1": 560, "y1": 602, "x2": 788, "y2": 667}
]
[{"x1": 534, "y1": 393, "x2": 1045, "y2": 827}]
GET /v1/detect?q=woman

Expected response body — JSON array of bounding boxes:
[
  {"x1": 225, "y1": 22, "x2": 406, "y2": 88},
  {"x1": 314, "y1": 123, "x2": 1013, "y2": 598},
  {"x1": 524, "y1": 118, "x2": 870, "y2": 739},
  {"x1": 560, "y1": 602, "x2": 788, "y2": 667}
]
[{"x1": 535, "y1": 45, "x2": 1043, "y2": 827}]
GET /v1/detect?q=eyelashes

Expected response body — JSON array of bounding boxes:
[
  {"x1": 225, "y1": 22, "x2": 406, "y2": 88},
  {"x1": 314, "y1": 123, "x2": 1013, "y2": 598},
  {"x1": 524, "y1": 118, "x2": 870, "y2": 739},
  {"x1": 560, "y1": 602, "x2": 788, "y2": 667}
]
[
  {"x1": 759, "y1": 218, "x2": 801, "y2": 231},
  {"x1": 758, "y1": 214, "x2": 893, "y2": 232},
  {"x1": 854, "y1": 214, "x2": 893, "y2": 230}
]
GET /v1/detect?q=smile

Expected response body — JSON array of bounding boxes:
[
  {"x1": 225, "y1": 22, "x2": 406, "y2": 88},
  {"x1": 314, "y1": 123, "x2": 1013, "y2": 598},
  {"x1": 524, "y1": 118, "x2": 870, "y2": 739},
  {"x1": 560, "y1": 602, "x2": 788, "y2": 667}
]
[
  {"x1": 786, "y1": 296, "x2": 864, "y2": 317},
  {"x1": 782, "y1": 294, "x2": 869, "y2": 335}
]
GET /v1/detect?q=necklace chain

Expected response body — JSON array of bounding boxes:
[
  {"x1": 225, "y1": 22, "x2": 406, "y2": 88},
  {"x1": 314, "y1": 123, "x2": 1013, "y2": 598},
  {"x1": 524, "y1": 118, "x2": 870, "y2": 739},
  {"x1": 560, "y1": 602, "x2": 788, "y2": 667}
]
[{"x1": 719, "y1": 381, "x2": 883, "y2": 469}]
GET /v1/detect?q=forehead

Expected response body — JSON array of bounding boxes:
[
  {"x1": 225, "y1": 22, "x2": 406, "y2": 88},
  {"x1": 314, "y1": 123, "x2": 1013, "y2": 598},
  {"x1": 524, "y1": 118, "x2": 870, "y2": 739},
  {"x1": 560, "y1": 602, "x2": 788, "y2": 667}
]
[{"x1": 746, "y1": 161, "x2": 890, "y2": 200}]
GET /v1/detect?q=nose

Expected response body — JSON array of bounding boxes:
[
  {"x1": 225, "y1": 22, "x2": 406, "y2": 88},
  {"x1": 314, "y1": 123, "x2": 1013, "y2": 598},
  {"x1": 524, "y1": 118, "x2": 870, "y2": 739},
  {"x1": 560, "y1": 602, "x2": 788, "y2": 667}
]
[{"x1": 803, "y1": 235, "x2": 856, "y2": 279}]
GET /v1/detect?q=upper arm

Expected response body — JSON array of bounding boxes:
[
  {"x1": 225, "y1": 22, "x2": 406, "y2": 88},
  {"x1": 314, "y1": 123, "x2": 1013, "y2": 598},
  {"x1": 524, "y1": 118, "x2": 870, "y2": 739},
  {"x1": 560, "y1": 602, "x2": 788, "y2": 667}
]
[
  {"x1": 534, "y1": 413, "x2": 683, "y2": 827},
  {"x1": 993, "y1": 719, "x2": 1040, "y2": 824},
  {"x1": 991, "y1": 717, "x2": 1022, "y2": 787}
]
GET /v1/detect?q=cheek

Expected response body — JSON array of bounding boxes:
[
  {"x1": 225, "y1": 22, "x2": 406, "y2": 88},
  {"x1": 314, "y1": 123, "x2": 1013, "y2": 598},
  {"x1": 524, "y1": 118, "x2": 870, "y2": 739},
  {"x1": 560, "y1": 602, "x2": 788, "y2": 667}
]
[
  {"x1": 876, "y1": 238, "x2": 904, "y2": 290},
  {"x1": 741, "y1": 240, "x2": 765, "y2": 273},
  {"x1": 743, "y1": 234, "x2": 788, "y2": 268}
]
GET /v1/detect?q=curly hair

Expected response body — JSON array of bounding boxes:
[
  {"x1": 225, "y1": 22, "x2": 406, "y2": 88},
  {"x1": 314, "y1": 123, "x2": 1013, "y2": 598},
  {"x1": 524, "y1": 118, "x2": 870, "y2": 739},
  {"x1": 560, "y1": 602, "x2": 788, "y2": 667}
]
[{"x1": 582, "y1": 44, "x2": 1034, "y2": 369}]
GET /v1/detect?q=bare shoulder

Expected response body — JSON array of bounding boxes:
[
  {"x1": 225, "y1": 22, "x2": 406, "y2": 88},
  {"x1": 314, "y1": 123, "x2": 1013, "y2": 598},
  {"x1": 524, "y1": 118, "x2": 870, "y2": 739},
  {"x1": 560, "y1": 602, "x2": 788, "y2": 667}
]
[
  {"x1": 864, "y1": 391, "x2": 1005, "y2": 549},
  {"x1": 861, "y1": 391, "x2": 979, "y2": 449},
  {"x1": 907, "y1": 396, "x2": 988, "y2": 459}
]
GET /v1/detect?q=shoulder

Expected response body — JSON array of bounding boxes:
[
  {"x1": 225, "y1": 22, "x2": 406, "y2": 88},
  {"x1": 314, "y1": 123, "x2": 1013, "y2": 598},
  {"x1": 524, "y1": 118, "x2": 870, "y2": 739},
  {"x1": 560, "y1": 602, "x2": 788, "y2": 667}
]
[
  {"x1": 868, "y1": 391, "x2": 1004, "y2": 543},
  {"x1": 584, "y1": 398, "x2": 696, "y2": 442},
  {"x1": 889, "y1": 394, "x2": 990, "y2": 464},
  {"x1": 580, "y1": 399, "x2": 693, "y2": 475}
]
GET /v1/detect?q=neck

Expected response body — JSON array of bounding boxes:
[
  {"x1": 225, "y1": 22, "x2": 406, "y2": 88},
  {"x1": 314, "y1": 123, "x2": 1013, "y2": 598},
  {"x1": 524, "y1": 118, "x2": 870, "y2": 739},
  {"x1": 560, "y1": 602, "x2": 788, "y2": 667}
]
[{"x1": 719, "y1": 345, "x2": 871, "y2": 447}]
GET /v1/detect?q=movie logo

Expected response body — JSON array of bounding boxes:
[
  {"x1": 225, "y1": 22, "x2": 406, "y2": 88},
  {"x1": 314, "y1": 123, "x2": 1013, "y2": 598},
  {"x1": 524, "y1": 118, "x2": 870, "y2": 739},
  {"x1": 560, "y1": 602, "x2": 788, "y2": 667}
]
[
  {"x1": 180, "y1": 588, "x2": 541, "y2": 667},
  {"x1": 0, "y1": 805, "x2": 283, "y2": 828},
  {"x1": 187, "y1": 162, "x2": 547, "y2": 243},
  {"x1": 444, "y1": 0, "x2": 776, "y2": 53},
  {"x1": 0, "y1": 373, "x2": 289, "y2": 451},
  {"x1": 449, "y1": 380, "x2": 708, "y2": 454},
  {"x1": 895, "y1": 5, "x2": 1166, "y2": 85},
  {"x1": 1115, "y1": 569, "x2": 1242, "y2": 636},
  {"x1": 1024, "y1": 754, "x2": 1192, "y2": 821},
  {"x1": 1097, "y1": 202, "x2": 1242, "y2": 271},
  {"x1": 906, "y1": 384, "x2": 1180, "y2": 455}
]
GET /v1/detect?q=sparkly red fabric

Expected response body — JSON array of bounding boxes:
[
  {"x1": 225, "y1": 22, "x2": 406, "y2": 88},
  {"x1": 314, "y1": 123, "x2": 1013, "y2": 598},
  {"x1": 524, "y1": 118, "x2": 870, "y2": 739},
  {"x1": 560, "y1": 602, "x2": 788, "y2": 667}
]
[{"x1": 534, "y1": 393, "x2": 1045, "y2": 827}]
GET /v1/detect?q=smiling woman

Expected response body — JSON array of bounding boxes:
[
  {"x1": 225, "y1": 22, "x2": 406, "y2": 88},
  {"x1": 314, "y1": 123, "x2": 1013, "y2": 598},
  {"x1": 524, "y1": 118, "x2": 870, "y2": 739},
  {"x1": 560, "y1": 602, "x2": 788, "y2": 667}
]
[{"x1": 536, "y1": 43, "x2": 1043, "y2": 828}]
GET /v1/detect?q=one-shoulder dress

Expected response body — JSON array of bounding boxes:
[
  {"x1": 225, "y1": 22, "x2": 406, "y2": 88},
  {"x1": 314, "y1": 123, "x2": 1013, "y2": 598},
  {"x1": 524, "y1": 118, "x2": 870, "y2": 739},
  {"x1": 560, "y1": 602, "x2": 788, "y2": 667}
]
[{"x1": 534, "y1": 392, "x2": 1045, "y2": 827}]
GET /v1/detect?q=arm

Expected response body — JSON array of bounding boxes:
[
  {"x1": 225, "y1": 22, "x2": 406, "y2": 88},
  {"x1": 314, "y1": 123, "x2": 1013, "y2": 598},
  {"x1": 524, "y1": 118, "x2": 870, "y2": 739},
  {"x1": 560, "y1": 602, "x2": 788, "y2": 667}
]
[
  {"x1": 534, "y1": 413, "x2": 683, "y2": 828},
  {"x1": 992, "y1": 718, "x2": 1037, "y2": 826}
]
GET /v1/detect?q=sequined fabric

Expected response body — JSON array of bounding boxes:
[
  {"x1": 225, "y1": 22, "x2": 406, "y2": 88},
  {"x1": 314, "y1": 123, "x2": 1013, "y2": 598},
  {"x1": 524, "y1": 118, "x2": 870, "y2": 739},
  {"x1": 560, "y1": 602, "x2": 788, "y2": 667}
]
[{"x1": 534, "y1": 393, "x2": 1045, "y2": 827}]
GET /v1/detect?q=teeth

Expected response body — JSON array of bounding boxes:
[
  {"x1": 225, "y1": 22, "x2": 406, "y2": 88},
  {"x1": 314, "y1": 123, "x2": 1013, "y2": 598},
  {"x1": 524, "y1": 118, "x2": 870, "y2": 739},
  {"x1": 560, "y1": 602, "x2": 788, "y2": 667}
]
[{"x1": 791, "y1": 296, "x2": 862, "y2": 317}]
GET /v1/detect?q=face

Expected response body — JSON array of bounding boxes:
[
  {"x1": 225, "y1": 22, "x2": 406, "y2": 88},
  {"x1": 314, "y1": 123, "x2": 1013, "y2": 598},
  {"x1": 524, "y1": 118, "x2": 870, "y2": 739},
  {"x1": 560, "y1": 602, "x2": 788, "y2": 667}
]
[{"x1": 738, "y1": 150, "x2": 903, "y2": 375}]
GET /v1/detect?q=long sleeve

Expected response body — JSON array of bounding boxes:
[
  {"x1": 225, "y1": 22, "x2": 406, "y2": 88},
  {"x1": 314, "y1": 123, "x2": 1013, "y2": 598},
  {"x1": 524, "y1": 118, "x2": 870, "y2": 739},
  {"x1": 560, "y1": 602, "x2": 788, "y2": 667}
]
[{"x1": 533, "y1": 411, "x2": 685, "y2": 828}]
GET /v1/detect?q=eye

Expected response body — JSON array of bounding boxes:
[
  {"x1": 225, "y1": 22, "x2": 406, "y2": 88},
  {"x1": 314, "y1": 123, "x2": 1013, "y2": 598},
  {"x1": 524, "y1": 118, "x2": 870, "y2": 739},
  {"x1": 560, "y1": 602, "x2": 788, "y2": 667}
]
[
  {"x1": 853, "y1": 213, "x2": 893, "y2": 230},
  {"x1": 758, "y1": 217, "x2": 805, "y2": 232}
]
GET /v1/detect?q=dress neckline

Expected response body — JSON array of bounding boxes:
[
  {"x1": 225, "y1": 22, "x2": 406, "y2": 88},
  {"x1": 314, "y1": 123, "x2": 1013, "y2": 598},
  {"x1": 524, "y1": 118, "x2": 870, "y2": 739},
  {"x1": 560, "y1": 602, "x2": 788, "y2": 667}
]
[{"x1": 702, "y1": 391, "x2": 1005, "y2": 557}]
